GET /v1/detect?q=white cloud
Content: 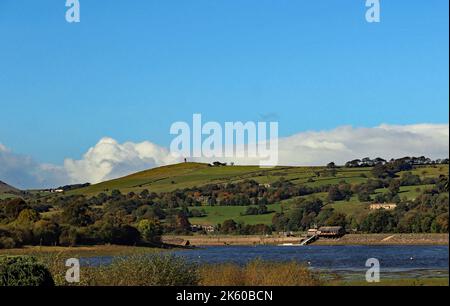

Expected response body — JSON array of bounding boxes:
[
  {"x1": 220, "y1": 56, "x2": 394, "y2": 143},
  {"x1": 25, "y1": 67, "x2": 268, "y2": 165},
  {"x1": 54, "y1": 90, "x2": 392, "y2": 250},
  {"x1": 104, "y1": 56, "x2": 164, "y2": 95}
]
[
  {"x1": 0, "y1": 143, "x2": 68, "y2": 189},
  {"x1": 0, "y1": 123, "x2": 448, "y2": 189},
  {"x1": 63, "y1": 137, "x2": 181, "y2": 184},
  {"x1": 275, "y1": 123, "x2": 449, "y2": 166}
]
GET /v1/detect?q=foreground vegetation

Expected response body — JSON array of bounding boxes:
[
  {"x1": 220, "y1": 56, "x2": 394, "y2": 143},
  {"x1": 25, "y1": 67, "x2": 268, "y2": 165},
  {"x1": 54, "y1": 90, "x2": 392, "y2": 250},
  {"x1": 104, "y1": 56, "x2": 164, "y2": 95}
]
[
  {"x1": 1, "y1": 254, "x2": 446, "y2": 286},
  {"x1": 0, "y1": 254, "x2": 323, "y2": 286}
]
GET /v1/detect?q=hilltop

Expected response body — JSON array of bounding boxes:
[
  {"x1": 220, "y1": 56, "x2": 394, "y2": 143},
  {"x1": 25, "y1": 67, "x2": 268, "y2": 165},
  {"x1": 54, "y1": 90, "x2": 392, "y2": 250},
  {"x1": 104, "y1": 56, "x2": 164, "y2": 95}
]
[
  {"x1": 69, "y1": 162, "x2": 325, "y2": 196},
  {"x1": 0, "y1": 180, "x2": 20, "y2": 199},
  {"x1": 0, "y1": 180, "x2": 19, "y2": 193}
]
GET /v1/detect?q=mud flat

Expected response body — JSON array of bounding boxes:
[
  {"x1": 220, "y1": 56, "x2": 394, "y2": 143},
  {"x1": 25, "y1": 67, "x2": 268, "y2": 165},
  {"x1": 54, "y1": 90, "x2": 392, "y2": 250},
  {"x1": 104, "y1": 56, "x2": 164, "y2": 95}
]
[
  {"x1": 313, "y1": 233, "x2": 449, "y2": 246},
  {"x1": 162, "y1": 235, "x2": 301, "y2": 246},
  {"x1": 163, "y1": 233, "x2": 449, "y2": 246}
]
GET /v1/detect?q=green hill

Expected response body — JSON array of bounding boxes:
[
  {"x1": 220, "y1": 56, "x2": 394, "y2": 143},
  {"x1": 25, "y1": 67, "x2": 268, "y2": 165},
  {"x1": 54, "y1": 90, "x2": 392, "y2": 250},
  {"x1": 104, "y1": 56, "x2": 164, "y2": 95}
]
[
  {"x1": 0, "y1": 180, "x2": 19, "y2": 193},
  {"x1": 71, "y1": 162, "x2": 449, "y2": 198},
  {"x1": 71, "y1": 162, "x2": 309, "y2": 196},
  {"x1": 0, "y1": 180, "x2": 20, "y2": 199}
]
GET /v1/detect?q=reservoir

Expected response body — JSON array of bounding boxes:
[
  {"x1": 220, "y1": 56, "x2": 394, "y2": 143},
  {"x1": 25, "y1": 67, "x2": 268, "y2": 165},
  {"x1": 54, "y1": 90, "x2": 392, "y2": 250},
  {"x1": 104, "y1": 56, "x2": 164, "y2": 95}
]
[{"x1": 82, "y1": 245, "x2": 449, "y2": 280}]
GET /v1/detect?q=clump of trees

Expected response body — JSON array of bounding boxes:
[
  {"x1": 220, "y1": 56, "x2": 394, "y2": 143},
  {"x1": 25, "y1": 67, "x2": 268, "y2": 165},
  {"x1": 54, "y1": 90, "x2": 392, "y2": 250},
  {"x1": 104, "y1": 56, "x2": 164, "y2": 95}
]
[{"x1": 217, "y1": 219, "x2": 272, "y2": 235}]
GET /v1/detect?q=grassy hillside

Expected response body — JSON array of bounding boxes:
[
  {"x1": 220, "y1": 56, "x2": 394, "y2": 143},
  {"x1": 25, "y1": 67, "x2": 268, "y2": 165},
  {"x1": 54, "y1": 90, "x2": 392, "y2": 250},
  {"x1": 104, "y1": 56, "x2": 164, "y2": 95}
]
[
  {"x1": 70, "y1": 163, "x2": 321, "y2": 195},
  {"x1": 70, "y1": 162, "x2": 383, "y2": 196},
  {"x1": 0, "y1": 180, "x2": 20, "y2": 199},
  {"x1": 0, "y1": 180, "x2": 19, "y2": 193},
  {"x1": 64, "y1": 162, "x2": 449, "y2": 226}
]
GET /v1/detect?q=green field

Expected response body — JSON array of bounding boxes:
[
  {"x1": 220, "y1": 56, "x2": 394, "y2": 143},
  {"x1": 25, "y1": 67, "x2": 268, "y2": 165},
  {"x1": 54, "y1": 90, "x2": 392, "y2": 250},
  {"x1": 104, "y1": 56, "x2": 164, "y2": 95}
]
[
  {"x1": 0, "y1": 193, "x2": 19, "y2": 200},
  {"x1": 190, "y1": 204, "x2": 283, "y2": 226}
]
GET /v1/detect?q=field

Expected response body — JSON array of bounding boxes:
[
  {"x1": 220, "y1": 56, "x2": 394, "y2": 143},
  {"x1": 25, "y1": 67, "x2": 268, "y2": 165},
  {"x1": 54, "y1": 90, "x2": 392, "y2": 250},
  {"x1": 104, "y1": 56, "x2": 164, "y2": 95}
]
[
  {"x1": 0, "y1": 193, "x2": 19, "y2": 200},
  {"x1": 190, "y1": 204, "x2": 283, "y2": 226}
]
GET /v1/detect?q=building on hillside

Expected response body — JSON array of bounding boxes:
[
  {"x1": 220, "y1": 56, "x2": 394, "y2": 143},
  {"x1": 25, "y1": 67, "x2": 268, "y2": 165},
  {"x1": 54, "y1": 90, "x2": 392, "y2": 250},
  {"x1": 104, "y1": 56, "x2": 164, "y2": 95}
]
[
  {"x1": 317, "y1": 226, "x2": 346, "y2": 238},
  {"x1": 306, "y1": 229, "x2": 319, "y2": 237},
  {"x1": 259, "y1": 183, "x2": 271, "y2": 188},
  {"x1": 191, "y1": 224, "x2": 216, "y2": 233},
  {"x1": 369, "y1": 203, "x2": 397, "y2": 210}
]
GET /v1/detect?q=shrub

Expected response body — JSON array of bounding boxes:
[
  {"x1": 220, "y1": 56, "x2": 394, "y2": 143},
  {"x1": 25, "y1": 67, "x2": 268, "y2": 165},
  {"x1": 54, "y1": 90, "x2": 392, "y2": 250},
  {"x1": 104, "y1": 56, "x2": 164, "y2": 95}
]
[
  {"x1": 0, "y1": 228, "x2": 21, "y2": 249},
  {"x1": 0, "y1": 256, "x2": 55, "y2": 286},
  {"x1": 0, "y1": 237, "x2": 16, "y2": 249}
]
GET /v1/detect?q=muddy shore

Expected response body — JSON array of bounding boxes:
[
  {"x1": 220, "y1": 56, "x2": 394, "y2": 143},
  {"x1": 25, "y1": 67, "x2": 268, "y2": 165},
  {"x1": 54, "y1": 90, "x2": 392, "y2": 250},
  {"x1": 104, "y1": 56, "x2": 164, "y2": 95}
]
[{"x1": 162, "y1": 233, "x2": 449, "y2": 247}]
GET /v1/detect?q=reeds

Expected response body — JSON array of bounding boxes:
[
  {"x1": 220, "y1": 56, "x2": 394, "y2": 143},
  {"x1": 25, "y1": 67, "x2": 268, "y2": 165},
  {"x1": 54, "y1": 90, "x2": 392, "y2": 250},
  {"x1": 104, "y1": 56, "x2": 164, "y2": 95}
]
[
  {"x1": 199, "y1": 259, "x2": 322, "y2": 286},
  {"x1": 38, "y1": 254, "x2": 322, "y2": 286}
]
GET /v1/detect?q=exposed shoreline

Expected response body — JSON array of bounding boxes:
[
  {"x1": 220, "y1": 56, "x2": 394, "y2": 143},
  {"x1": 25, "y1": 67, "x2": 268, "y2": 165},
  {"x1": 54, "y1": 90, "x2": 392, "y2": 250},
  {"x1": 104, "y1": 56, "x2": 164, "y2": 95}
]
[
  {"x1": 162, "y1": 233, "x2": 449, "y2": 247},
  {"x1": 0, "y1": 234, "x2": 447, "y2": 258}
]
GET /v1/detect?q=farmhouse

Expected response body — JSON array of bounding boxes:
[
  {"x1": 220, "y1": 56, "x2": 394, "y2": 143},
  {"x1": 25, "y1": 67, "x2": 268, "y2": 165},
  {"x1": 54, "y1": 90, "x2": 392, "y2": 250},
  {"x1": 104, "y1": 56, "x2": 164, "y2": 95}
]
[
  {"x1": 369, "y1": 203, "x2": 397, "y2": 210},
  {"x1": 191, "y1": 224, "x2": 216, "y2": 233}
]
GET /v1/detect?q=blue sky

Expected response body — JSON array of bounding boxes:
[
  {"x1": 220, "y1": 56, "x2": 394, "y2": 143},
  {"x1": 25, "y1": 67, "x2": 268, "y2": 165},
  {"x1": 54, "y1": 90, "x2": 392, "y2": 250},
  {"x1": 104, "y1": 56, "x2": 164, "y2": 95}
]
[{"x1": 0, "y1": 0, "x2": 448, "y2": 167}]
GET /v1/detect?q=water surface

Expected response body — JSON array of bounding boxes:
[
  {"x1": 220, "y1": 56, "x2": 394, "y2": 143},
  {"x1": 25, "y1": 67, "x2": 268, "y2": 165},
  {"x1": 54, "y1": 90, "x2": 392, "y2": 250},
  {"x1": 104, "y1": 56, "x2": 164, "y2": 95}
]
[{"x1": 82, "y1": 245, "x2": 449, "y2": 280}]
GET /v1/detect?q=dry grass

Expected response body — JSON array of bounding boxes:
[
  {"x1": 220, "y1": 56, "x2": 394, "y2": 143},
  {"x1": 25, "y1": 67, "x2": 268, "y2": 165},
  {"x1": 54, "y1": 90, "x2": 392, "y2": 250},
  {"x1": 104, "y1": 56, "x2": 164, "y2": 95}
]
[
  {"x1": 39, "y1": 254, "x2": 199, "y2": 286},
  {"x1": 35, "y1": 253, "x2": 322, "y2": 286},
  {"x1": 199, "y1": 259, "x2": 322, "y2": 286}
]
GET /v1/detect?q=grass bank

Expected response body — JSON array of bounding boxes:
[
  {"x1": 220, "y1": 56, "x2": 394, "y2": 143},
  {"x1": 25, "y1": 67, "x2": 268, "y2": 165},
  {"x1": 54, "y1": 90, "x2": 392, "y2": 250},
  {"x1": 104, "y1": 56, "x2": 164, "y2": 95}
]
[{"x1": 0, "y1": 245, "x2": 163, "y2": 258}]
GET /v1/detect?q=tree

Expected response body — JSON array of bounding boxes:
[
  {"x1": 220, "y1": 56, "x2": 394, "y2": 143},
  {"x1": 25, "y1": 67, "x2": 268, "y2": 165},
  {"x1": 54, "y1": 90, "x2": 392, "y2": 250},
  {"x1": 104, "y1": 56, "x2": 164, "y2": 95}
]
[
  {"x1": 360, "y1": 210, "x2": 397, "y2": 233},
  {"x1": 272, "y1": 213, "x2": 289, "y2": 232},
  {"x1": 388, "y1": 180, "x2": 401, "y2": 196},
  {"x1": 316, "y1": 207, "x2": 335, "y2": 226},
  {"x1": 324, "y1": 212, "x2": 347, "y2": 228},
  {"x1": 59, "y1": 227, "x2": 78, "y2": 246},
  {"x1": 111, "y1": 225, "x2": 141, "y2": 245},
  {"x1": 372, "y1": 164, "x2": 393, "y2": 179},
  {"x1": 61, "y1": 202, "x2": 93, "y2": 227},
  {"x1": 1, "y1": 198, "x2": 29, "y2": 220},
  {"x1": 33, "y1": 220, "x2": 60, "y2": 246},
  {"x1": 16, "y1": 208, "x2": 40, "y2": 226},
  {"x1": 221, "y1": 219, "x2": 237, "y2": 234},
  {"x1": 138, "y1": 219, "x2": 163, "y2": 244}
]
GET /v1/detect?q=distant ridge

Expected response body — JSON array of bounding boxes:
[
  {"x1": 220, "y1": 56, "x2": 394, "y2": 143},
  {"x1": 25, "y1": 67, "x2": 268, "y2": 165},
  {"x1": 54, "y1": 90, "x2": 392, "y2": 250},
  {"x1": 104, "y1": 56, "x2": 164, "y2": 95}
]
[
  {"x1": 69, "y1": 162, "x2": 297, "y2": 196},
  {"x1": 0, "y1": 180, "x2": 20, "y2": 194}
]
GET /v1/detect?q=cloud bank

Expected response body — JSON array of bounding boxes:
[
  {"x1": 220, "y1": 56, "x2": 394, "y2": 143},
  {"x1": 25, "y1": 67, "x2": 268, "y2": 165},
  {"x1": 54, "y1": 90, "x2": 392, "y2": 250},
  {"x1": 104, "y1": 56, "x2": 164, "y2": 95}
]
[{"x1": 0, "y1": 123, "x2": 448, "y2": 189}]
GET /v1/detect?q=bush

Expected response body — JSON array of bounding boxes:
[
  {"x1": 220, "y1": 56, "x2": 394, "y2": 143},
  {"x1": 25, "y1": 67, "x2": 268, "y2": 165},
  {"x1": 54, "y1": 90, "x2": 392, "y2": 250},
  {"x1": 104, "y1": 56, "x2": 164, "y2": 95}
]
[
  {"x1": 0, "y1": 228, "x2": 22, "y2": 249},
  {"x1": 0, "y1": 237, "x2": 16, "y2": 249},
  {"x1": 0, "y1": 256, "x2": 55, "y2": 286}
]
